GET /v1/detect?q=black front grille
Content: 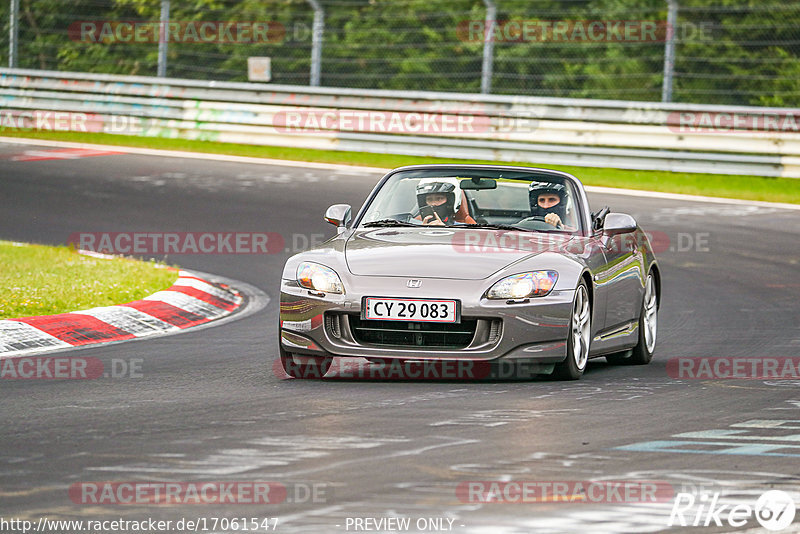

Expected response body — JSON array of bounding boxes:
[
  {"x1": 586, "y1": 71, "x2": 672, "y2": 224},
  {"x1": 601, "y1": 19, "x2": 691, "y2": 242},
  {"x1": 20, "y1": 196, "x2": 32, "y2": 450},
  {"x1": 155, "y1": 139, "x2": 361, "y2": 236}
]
[{"x1": 348, "y1": 315, "x2": 477, "y2": 348}]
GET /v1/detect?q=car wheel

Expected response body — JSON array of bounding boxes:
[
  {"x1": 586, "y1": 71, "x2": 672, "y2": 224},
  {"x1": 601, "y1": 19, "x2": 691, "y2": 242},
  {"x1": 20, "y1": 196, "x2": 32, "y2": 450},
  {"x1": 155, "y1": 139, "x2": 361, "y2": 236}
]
[
  {"x1": 552, "y1": 281, "x2": 591, "y2": 380},
  {"x1": 606, "y1": 272, "x2": 657, "y2": 366},
  {"x1": 278, "y1": 341, "x2": 332, "y2": 379}
]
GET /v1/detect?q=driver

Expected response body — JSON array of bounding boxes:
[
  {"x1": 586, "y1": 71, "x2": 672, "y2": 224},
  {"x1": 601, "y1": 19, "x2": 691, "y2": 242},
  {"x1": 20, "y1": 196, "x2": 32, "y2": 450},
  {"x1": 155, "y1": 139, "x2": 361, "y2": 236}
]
[
  {"x1": 415, "y1": 179, "x2": 475, "y2": 225},
  {"x1": 528, "y1": 181, "x2": 572, "y2": 229}
]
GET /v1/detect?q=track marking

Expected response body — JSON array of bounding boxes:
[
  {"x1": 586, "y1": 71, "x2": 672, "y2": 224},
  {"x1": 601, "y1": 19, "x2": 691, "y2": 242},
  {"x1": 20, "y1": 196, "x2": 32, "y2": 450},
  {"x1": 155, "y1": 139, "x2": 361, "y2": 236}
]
[
  {"x1": 4, "y1": 147, "x2": 123, "y2": 161},
  {"x1": 0, "y1": 136, "x2": 385, "y2": 173}
]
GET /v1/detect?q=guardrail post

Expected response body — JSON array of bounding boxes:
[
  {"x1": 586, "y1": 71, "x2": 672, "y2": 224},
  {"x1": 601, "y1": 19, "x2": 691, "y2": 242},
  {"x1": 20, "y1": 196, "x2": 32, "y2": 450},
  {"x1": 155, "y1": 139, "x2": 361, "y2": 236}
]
[
  {"x1": 8, "y1": 0, "x2": 19, "y2": 67},
  {"x1": 480, "y1": 0, "x2": 496, "y2": 94},
  {"x1": 661, "y1": 0, "x2": 678, "y2": 102},
  {"x1": 307, "y1": 0, "x2": 324, "y2": 86},
  {"x1": 157, "y1": 0, "x2": 170, "y2": 77}
]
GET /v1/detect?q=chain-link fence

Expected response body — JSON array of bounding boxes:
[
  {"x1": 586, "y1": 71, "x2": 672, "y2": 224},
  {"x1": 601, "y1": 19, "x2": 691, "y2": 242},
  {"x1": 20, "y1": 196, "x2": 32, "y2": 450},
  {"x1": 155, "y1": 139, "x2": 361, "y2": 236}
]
[{"x1": 1, "y1": 0, "x2": 798, "y2": 106}]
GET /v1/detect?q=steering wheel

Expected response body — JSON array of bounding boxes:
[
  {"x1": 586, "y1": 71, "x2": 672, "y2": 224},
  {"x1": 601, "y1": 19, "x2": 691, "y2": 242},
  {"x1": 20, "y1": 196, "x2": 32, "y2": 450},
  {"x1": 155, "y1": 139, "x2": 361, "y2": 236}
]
[{"x1": 518, "y1": 215, "x2": 559, "y2": 230}]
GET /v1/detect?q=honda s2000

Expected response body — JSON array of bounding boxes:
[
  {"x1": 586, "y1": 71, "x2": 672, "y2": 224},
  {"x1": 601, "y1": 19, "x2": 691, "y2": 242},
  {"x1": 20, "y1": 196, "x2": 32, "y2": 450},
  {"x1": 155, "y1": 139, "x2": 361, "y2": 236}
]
[{"x1": 279, "y1": 165, "x2": 660, "y2": 380}]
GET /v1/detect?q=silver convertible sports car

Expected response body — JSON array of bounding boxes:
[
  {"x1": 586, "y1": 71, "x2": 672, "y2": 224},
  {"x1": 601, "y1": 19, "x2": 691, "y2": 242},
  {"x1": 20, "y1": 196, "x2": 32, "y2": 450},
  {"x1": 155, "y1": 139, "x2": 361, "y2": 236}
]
[{"x1": 279, "y1": 165, "x2": 660, "y2": 380}]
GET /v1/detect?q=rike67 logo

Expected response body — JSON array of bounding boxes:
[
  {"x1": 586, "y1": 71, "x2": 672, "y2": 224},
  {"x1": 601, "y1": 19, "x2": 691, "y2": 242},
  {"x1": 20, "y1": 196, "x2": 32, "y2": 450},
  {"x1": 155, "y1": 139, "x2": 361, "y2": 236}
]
[{"x1": 669, "y1": 490, "x2": 796, "y2": 531}]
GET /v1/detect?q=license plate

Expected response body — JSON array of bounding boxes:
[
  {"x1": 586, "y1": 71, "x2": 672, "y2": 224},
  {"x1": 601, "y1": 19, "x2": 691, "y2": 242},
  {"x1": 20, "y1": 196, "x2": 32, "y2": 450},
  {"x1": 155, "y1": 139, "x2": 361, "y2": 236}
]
[{"x1": 362, "y1": 297, "x2": 460, "y2": 323}]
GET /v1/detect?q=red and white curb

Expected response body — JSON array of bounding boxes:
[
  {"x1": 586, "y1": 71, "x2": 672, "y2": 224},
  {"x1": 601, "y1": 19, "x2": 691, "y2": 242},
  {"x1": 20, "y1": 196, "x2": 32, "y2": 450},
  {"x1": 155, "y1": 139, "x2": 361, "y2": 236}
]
[{"x1": 0, "y1": 270, "x2": 243, "y2": 357}]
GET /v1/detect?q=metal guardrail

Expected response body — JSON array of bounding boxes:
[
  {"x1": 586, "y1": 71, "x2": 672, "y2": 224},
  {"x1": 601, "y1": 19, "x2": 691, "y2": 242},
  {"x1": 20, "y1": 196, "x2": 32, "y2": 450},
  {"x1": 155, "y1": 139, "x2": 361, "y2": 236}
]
[{"x1": 0, "y1": 68, "x2": 798, "y2": 178}]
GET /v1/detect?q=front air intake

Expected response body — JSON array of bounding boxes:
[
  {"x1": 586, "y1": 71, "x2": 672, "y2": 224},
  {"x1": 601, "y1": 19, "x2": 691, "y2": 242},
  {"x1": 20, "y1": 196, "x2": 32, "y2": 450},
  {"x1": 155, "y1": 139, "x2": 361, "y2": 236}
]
[
  {"x1": 488, "y1": 319, "x2": 502, "y2": 343},
  {"x1": 325, "y1": 313, "x2": 342, "y2": 339}
]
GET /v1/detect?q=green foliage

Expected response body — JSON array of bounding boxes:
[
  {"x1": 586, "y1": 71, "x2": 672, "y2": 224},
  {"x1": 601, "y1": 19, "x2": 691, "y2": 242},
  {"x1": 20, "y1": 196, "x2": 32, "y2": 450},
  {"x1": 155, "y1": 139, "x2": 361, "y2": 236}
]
[
  {"x1": 4, "y1": 0, "x2": 799, "y2": 105},
  {"x1": 0, "y1": 240, "x2": 177, "y2": 319}
]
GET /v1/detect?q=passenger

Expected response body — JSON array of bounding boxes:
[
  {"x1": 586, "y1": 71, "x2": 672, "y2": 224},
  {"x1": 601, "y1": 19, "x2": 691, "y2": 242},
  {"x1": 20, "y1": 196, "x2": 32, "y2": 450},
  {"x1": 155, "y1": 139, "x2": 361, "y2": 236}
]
[{"x1": 415, "y1": 179, "x2": 475, "y2": 226}]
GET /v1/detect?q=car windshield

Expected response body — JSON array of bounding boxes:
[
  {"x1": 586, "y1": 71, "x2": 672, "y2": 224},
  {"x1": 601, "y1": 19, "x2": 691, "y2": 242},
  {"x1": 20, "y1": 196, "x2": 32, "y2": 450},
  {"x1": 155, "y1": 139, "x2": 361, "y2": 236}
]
[{"x1": 359, "y1": 168, "x2": 584, "y2": 234}]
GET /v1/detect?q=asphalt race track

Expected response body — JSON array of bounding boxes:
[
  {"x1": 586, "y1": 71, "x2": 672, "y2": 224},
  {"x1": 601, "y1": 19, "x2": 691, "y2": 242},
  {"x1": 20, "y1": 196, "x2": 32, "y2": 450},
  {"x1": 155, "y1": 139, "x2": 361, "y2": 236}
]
[{"x1": 1, "y1": 142, "x2": 799, "y2": 534}]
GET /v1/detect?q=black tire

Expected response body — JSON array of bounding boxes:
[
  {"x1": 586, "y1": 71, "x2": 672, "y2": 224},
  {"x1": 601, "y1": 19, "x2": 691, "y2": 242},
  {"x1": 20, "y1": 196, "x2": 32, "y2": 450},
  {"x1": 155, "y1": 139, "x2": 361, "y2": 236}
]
[
  {"x1": 552, "y1": 281, "x2": 591, "y2": 381},
  {"x1": 278, "y1": 340, "x2": 332, "y2": 379},
  {"x1": 606, "y1": 272, "x2": 657, "y2": 366}
]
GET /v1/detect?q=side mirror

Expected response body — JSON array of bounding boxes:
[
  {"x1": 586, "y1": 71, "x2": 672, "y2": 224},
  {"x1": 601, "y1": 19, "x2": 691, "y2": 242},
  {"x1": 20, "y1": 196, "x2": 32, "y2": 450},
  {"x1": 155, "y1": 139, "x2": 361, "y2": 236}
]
[
  {"x1": 602, "y1": 213, "x2": 637, "y2": 236},
  {"x1": 324, "y1": 204, "x2": 352, "y2": 232}
]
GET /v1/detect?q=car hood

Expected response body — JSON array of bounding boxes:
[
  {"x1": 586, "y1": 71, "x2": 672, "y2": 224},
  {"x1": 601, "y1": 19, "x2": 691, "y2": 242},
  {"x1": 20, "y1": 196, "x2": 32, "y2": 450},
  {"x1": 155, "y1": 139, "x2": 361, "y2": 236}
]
[{"x1": 344, "y1": 228, "x2": 572, "y2": 279}]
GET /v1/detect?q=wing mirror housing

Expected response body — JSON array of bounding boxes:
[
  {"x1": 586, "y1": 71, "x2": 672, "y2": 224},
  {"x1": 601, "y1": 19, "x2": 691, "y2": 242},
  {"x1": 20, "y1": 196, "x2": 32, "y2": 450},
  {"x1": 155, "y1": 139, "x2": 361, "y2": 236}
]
[
  {"x1": 602, "y1": 213, "x2": 637, "y2": 236},
  {"x1": 324, "y1": 204, "x2": 352, "y2": 233}
]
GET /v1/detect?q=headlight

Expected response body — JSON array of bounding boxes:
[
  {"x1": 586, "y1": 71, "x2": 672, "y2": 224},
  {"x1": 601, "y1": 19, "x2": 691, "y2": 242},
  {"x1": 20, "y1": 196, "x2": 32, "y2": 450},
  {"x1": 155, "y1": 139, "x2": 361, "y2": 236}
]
[
  {"x1": 486, "y1": 271, "x2": 558, "y2": 299},
  {"x1": 297, "y1": 262, "x2": 344, "y2": 294}
]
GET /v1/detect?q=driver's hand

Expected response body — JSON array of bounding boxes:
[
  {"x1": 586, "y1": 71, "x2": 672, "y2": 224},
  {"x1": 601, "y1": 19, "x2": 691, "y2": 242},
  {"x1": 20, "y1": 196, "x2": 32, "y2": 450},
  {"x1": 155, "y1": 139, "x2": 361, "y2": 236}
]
[
  {"x1": 423, "y1": 213, "x2": 445, "y2": 226},
  {"x1": 544, "y1": 213, "x2": 563, "y2": 228}
]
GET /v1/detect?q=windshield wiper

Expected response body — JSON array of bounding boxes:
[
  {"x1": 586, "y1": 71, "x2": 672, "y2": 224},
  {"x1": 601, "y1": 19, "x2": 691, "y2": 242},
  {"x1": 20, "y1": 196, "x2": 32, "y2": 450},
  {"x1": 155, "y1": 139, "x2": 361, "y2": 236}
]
[
  {"x1": 362, "y1": 219, "x2": 418, "y2": 227},
  {"x1": 464, "y1": 223, "x2": 537, "y2": 232}
]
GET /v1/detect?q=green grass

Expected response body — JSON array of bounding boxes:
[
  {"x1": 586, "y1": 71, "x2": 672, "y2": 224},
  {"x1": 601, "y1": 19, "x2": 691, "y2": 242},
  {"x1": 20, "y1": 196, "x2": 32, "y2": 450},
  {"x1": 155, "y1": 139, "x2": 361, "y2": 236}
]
[
  {"x1": 2, "y1": 129, "x2": 800, "y2": 204},
  {"x1": 0, "y1": 241, "x2": 178, "y2": 319}
]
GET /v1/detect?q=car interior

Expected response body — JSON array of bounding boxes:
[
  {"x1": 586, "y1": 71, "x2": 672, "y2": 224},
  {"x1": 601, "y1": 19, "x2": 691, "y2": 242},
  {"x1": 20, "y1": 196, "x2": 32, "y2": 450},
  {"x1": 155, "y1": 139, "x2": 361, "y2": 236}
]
[{"x1": 361, "y1": 174, "x2": 581, "y2": 233}]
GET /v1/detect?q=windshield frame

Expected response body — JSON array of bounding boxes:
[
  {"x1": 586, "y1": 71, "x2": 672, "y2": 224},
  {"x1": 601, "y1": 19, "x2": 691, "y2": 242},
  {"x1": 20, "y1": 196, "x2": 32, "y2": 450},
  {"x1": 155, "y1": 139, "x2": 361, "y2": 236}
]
[{"x1": 352, "y1": 164, "x2": 591, "y2": 236}]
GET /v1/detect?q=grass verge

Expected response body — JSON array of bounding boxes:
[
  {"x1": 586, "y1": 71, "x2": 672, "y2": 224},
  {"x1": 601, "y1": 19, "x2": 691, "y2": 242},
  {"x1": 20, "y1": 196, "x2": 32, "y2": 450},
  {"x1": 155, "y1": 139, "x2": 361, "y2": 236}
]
[
  {"x1": 0, "y1": 240, "x2": 178, "y2": 319},
  {"x1": 2, "y1": 129, "x2": 800, "y2": 204}
]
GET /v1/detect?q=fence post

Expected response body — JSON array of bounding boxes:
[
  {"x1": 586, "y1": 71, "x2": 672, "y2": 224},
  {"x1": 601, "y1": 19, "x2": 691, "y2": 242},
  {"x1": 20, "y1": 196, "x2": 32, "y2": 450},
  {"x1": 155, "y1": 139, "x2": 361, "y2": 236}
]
[
  {"x1": 661, "y1": 0, "x2": 678, "y2": 102},
  {"x1": 8, "y1": 0, "x2": 19, "y2": 67},
  {"x1": 157, "y1": 0, "x2": 170, "y2": 77},
  {"x1": 307, "y1": 0, "x2": 324, "y2": 86},
  {"x1": 481, "y1": 0, "x2": 496, "y2": 94}
]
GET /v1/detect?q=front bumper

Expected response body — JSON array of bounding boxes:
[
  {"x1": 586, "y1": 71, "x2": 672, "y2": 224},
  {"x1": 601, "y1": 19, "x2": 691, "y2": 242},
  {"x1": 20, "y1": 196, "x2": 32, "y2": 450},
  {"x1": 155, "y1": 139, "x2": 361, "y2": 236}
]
[{"x1": 279, "y1": 275, "x2": 573, "y2": 364}]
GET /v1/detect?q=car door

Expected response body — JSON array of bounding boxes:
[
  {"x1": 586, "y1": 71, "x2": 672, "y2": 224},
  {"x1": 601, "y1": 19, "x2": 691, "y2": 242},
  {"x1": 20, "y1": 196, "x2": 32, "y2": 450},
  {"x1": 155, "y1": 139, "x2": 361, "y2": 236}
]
[
  {"x1": 566, "y1": 235, "x2": 610, "y2": 336},
  {"x1": 597, "y1": 230, "x2": 645, "y2": 332}
]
